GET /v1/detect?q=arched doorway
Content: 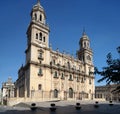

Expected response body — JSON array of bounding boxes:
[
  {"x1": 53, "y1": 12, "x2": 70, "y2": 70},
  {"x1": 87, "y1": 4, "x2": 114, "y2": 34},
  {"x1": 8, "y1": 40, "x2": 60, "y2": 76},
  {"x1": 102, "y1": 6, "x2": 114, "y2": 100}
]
[
  {"x1": 54, "y1": 89, "x2": 58, "y2": 98},
  {"x1": 69, "y1": 88, "x2": 73, "y2": 98}
]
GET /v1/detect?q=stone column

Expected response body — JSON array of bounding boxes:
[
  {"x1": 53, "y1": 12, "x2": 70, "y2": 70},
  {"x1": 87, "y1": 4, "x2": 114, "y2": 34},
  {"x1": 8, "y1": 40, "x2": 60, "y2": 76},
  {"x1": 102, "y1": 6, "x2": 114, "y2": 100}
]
[{"x1": 17, "y1": 88, "x2": 19, "y2": 98}]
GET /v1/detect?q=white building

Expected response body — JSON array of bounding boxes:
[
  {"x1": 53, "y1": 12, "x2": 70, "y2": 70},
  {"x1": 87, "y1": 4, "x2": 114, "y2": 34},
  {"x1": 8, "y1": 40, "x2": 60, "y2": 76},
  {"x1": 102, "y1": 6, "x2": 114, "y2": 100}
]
[
  {"x1": 2, "y1": 78, "x2": 15, "y2": 105},
  {"x1": 13, "y1": 0, "x2": 95, "y2": 104},
  {"x1": 0, "y1": 89, "x2": 2, "y2": 104}
]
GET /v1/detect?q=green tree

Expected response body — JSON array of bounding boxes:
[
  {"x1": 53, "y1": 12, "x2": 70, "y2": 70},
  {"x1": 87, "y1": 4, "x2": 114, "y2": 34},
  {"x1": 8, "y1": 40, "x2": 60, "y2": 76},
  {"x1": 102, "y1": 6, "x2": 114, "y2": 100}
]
[{"x1": 95, "y1": 46, "x2": 120, "y2": 84}]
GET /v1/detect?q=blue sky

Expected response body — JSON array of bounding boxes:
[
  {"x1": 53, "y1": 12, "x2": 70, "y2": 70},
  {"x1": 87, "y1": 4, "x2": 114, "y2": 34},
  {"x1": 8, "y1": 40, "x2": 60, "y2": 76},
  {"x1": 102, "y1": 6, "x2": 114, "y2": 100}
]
[{"x1": 0, "y1": 0, "x2": 120, "y2": 87}]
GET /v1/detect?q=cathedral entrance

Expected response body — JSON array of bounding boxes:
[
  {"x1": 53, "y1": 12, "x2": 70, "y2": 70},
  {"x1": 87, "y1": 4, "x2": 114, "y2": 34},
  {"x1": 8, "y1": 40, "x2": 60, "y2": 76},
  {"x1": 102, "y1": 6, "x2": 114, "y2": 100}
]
[
  {"x1": 54, "y1": 89, "x2": 58, "y2": 98},
  {"x1": 69, "y1": 88, "x2": 73, "y2": 98}
]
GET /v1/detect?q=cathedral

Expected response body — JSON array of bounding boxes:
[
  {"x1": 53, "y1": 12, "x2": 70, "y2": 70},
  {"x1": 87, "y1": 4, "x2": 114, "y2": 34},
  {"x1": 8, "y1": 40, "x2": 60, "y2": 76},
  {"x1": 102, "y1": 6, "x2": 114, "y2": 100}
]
[{"x1": 14, "y1": 0, "x2": 95, "y2": 103}]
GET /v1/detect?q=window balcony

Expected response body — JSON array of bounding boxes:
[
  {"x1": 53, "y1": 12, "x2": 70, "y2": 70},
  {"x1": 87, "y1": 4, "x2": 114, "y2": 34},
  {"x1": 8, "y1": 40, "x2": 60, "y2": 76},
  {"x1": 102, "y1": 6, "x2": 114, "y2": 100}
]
[
  {"x1": 38, "y1": 56, "x2": 44, "y2": 60},
  {"x1": 38, "y1": 73, "x2": 43, "y2": 76},
  {"x1": 69, "y1": 78, "x2": 73, "y2": 81},
  {"x1": 53, "y1": 76, "x2": 59, "y2": 79}
]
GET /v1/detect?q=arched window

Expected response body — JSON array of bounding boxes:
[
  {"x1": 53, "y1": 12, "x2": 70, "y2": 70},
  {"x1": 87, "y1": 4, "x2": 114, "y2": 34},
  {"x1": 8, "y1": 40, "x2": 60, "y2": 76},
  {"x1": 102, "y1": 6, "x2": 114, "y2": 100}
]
[
  {"x1": 53, "y1": 59, "x2": 56, "y2": 65},
  {"x1": 43, "y1": 37, "x2": 45, "y2": 42},
  {"x1": 81, "y1": 77, "x2": 84, "y2": 83},
  {"x1": 84, "y1": 42, "x2": 86, "y2": 48},
  {"x1": 38, "y1": 68, "x2": 43, "y2": 76},
  {"x1": 61, "y1": 73, "x2": 64, "y2": 79},
  {"x1": 87, "y1": 55, "x2": 91, "y2": 61},
  {"x1": 36, "y1": 33, "x2": 38, "y2": 39},
  {"x1": 69, "y1": 88, "x2": 73, "y2": 98},
  {"x1": 34, "y1": 13, "x2": 37, "y2": 20},
  {"x1": 54, "y1": 71, "x2": 57, "y2": 78},
  {"x1": 40, "y1": 14, "x2": 42, "y2": 21},
  {"x1": 54, "y1": 89, "x2": 58, "y2": 98},
  {"x1": 39, "y1": 33, "x2": 42, "y2": 41},
  {"x1": 87, "y1": 42, "x2": 89, "y2": 48},
  {"x1": 38, "y1": 84, "x2": 42, "y2": 90},
  {"x1": 67, "y1": 62, "x2": 70, "y2": 69}
]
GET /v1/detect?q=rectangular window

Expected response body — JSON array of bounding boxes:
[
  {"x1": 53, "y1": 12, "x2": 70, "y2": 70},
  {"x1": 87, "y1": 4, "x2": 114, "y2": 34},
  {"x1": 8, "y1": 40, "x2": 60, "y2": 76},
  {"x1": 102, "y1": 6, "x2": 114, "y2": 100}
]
[
  {"x1": 39, "y1": 53, "x2": 42, "y2": 58},
  {"x1": 38, "y1": 68, "x2": 43, "y2": 76},
  {"x1": 55, "y1": 71, "x2": 57, "y2": 77},
  {"x1": 89, "y1": 79, "x2": 91, "y2": 84},
  {"x1": 38, "y1": 52, "x2": 43, "y2": 60},
  {"x1": 69, "y1": 74, "x2": 73, "y2": 81}
]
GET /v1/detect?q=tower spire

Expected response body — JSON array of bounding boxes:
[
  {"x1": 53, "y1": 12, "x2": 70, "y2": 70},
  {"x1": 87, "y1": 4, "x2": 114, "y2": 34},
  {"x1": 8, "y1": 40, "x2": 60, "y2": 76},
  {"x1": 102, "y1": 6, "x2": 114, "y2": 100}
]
[
  {"x1": 37, "y1": 0, "x2": 40, "y2": 4},
  {"x1": 36, "y1": 0, "x2": 42, "y2": 8},
  {"x1": 82, "y1": 27, "x2": 86, "y2": 36}
]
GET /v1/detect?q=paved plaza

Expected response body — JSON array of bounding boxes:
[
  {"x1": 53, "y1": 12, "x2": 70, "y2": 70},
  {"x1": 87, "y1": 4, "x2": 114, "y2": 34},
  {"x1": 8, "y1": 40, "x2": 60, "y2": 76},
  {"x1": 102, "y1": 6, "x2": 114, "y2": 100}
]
[{"x1": 0, "y1": 100, "x2": 120, "y2": 114}]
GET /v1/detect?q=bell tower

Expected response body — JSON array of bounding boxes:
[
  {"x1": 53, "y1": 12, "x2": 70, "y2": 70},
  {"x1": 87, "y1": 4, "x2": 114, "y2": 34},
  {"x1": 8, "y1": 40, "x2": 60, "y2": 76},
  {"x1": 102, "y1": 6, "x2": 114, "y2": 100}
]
[
  {"x1": 25, "y1": 0, "x2": 50, "y2": 64},
  {"x1": 23, "y1": 0, "x2": 50, "y2": 97},
  {"x1": 77, "y1": 30, "x2": 93, "y2": 65},
  {"x1": 77, "y1": 30, "x2": 94, "y2": 77},
  {"x1": 26, "y1": 0, "x2": 50, "y2": 48}
]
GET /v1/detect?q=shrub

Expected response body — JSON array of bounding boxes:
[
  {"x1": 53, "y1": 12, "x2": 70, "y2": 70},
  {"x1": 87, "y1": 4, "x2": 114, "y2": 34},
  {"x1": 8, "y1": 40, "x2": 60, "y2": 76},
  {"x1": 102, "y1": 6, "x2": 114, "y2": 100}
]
[
  {"x1": 95, "y1": 101, "x2": 98, "y2": 104},
  {"x1": 109, "y1": 100, "x2": 112, "y2": 103},
  {"x1": 31, "y1": 103, "x2": 36, "y2": 106},
  {"x1": 51, "y1": 103, "x2": 55, "y2": 106},
  {"x1": 76, "y1": 103, "x2": 80, "y2": 105}
]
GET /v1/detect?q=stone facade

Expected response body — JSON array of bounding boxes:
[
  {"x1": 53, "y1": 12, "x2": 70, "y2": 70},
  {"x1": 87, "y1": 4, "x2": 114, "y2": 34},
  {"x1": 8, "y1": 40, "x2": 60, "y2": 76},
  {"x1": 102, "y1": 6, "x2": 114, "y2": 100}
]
[
  {"x1": 1, "y1": 78, "x2": 15, "y2": 105},
  {"x1": 15, "y1": 0, "x2": 95, "y2": 102},
  {"x1": 0, "y1": 89, "x2": 1, "y2": 103},
  {"x1": 95, "y1": 84, "x2": 120, "y2": 102}
]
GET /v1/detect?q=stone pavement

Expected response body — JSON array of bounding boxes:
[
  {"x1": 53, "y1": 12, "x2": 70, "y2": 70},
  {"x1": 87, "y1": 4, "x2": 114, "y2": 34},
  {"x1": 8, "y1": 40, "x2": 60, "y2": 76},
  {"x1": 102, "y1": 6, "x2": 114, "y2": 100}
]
[{"x1": 0, "y1": 100, "x2": 120, "y2": 114}]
